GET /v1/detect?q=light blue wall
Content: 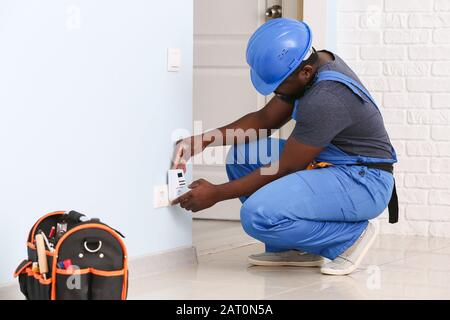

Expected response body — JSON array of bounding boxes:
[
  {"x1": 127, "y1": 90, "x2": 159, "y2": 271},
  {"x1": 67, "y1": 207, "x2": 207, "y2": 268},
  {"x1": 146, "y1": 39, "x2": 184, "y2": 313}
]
[{"x1": 0, "y1": 0, "x2": 193, "y2": 285}]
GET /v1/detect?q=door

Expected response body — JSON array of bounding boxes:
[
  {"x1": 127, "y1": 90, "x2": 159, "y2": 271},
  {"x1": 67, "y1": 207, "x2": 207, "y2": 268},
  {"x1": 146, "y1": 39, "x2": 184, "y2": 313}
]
[
  {"x1": 192, "y1": 0, "x2": 332, "y2": 220},
  {"x1": 193, "y1": 0, "x2": 269, "y2": 220}
]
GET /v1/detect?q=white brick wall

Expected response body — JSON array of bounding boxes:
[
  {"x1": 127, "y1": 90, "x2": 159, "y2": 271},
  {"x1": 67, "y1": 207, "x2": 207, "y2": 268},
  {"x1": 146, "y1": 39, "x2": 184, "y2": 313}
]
[{"x1": 336, "y1": 0, "x2": 450, "y2": 237}]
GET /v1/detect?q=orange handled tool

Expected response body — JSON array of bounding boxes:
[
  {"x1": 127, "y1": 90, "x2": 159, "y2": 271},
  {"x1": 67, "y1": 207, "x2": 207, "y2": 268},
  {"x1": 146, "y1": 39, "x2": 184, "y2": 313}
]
[{"x1": 35, "y1": 234, "x2": 49, "y2": 279}]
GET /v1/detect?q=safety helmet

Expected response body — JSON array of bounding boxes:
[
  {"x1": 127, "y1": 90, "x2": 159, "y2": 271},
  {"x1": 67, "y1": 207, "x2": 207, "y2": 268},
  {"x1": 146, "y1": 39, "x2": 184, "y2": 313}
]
[{"x1": 246, "y1": 18, "x2": 313, "y2": 95}]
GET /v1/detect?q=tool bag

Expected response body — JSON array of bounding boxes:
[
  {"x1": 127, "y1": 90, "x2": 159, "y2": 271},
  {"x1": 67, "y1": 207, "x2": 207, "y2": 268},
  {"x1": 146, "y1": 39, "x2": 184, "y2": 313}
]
[{"x1": 13, "y1": 210, "x2": 128, "y2": 300}]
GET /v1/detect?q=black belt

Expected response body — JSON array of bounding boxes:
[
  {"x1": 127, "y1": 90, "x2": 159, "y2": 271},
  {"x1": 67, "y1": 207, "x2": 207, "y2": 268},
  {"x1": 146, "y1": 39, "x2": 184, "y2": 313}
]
[{"x1": 354, "y1": 163, "x2": 398, "y2": 224}]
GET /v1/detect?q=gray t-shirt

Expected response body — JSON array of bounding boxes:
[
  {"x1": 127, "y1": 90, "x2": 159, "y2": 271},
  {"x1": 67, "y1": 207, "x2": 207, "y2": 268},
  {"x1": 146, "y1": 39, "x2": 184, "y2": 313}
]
[{"x1": 290, "y1": 51, "x2": 394, "y2": 160}]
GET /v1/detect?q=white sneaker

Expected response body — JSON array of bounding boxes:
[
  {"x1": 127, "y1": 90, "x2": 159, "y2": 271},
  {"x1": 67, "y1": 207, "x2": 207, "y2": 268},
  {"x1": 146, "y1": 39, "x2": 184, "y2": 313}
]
[
  {"x1": 248, "y1": 250, "x2": 324, "y2": 267},
  {"x1": 320, "y1": 221, "x2": 378, "y2": 276}
]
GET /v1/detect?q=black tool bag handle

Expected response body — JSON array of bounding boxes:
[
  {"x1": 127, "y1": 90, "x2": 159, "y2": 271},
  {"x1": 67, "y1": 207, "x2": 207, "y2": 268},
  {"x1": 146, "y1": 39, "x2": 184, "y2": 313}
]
[{"x1": 66, "y1": 210, "x2": 86, "y2": 223}]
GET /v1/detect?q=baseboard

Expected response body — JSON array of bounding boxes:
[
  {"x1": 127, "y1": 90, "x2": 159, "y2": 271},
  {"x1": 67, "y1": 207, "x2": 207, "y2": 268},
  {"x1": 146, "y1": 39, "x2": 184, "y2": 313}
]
[{"x1": 128, "y1": 245, "x2": 198, "y2": 280}]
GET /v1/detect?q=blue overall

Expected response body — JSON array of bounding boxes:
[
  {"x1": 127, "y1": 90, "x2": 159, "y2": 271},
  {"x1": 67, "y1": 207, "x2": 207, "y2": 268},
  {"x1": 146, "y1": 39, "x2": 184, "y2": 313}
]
[{"x1": 226, "y1": 71, "x2": 397, "y2": 260}]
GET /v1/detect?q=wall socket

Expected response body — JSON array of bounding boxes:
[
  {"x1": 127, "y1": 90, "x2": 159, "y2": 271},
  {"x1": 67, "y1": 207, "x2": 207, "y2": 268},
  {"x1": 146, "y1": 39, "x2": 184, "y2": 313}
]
[{"x1": 153, "y1": 184, "x2": 170, "y2": 208}]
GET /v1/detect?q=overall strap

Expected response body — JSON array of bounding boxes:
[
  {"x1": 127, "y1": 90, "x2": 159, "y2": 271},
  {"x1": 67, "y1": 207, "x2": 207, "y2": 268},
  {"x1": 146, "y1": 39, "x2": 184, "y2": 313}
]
[
  {"x1": 311, "y1": 71, "x2": 399, "y2": 224},
  {"x1": 314, "y1": 70, "x2": 379, "y2": 110},
  {"x1": 292, "y1": 70, "x2": 382, "y2": 122},
  {"x1": 316, "y1": 70, "x2": 398, "y2": 161}
]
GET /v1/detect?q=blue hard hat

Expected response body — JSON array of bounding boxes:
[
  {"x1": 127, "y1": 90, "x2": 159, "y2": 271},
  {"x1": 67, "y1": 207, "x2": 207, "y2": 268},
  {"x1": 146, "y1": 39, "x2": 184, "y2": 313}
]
[{"x1": 246, "y1": 18, "x2": 313, "y2": 95}]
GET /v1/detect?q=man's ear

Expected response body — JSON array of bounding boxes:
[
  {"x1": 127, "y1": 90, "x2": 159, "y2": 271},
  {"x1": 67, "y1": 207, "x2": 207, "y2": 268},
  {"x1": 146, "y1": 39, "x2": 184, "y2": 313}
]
[{"x1": 297, "y1": 65, "x2": 314, "y2": 83}]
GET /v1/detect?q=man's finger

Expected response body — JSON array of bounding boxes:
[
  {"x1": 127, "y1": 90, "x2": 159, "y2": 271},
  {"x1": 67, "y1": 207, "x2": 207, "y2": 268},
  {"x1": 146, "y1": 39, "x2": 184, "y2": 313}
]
[
  {"x1": 171, "y1": 196, "x2": 183, "y2": 205},
  {"x1": 180, "y1": 197, "x2": 193, "y2": 211},
  {"x1": 176, "y1": 160, "x2": 187, "y2": 173},
  {"x1": 172, "y1": 145, "x2": 184, "y2": 169},
  {"x1": 171, "y1": 190, "x2": 191, "y2": 205},
  {"x1": 180, "y1": 199, "x2": 189, "y2": 209},
  {"x1": 188, "y1": 180, "x2": 201, "y2": 189},
  {"x1": 171, "y1": 196, "x2": 180, "y2": 205}
]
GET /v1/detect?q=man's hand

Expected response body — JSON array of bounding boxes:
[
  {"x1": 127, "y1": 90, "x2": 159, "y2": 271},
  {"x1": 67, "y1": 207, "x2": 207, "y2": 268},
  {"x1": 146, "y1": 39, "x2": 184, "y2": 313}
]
[
  {"x1": 172, "y1": 135, "x2": 205, "y2": 172},
  {"x1": 171, "y1": 179, "x2": 221, "y2": 212}
]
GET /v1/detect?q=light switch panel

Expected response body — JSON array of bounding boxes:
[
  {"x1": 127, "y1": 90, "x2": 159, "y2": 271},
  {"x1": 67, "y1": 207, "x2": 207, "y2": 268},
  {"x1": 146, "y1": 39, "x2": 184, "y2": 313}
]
[
  {"x1": 167, "y1": 48, "x2": 181, "y2": 72},
  {"x1": 154, "y1": 184, "x2": 169, "y2": 208}
]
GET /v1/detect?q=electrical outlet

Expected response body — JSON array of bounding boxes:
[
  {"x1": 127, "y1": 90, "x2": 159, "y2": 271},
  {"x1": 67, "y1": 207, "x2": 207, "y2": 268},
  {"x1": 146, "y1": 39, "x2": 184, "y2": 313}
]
[{"x1": 153, "y1": 185, "x2": 169, "y2": 208}]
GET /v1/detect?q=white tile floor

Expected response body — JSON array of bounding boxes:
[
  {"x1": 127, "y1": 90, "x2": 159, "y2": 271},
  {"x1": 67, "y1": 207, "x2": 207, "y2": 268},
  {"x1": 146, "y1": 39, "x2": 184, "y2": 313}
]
[
  {"x1": 192, "y1": 219, "x2": 258, "y2": 256},
  {"x1": 2, "y1": 220, "x2": 450, "y2": 300},
  {"x1": 128, "y1": 220, "x2": 450, "y2": 300}
]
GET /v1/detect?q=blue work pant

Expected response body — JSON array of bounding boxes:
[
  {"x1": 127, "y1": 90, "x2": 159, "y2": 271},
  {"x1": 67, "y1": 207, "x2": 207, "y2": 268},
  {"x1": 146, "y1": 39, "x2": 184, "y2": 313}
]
[{"x1": 225, "y1": 138, "x2": 394, "y2": 260}]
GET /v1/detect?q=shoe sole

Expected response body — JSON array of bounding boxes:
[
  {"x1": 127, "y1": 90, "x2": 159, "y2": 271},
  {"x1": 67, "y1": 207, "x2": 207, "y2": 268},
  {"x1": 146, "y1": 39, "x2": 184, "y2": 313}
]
[
  {"x1": 320, "y1": 223, "x2": 378, "y2": 276},
  {"x1": 248, "y1": 257, "x2": 324, "y2": 267}
]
